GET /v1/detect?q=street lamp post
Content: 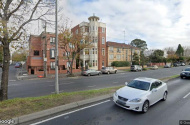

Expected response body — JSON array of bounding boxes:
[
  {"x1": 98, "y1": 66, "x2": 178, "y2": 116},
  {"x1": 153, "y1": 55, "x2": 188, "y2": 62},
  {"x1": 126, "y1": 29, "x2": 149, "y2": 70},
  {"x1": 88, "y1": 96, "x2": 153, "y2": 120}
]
[{"x1": 55, "y1": 0, "x2": 59, "y2": 94}]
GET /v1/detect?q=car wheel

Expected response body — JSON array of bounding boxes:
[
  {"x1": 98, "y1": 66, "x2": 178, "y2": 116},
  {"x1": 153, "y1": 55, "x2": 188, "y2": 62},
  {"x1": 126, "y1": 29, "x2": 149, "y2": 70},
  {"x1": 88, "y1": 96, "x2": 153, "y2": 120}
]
[
  {"x1": 180, "y1": 76, "x2": 183, "y2": 79},
  {"x1": 115, "y1": 71, "x2": 117, "y2": 74},
  {"x1": 88, "y1": 74, "x2": 90, "y2": 77},
  {"x1": 142, "y1": 101, "x2": 149, "y2": 113},
  {"x1": 98, "y1": 73, "x2": 100, "y2": 75},
  {"x1": 107, "y1": 72, "x2": 110, "y2": 74},
  {"x1": 162, "y1": 91, "x2": 167, "y2": 101}
]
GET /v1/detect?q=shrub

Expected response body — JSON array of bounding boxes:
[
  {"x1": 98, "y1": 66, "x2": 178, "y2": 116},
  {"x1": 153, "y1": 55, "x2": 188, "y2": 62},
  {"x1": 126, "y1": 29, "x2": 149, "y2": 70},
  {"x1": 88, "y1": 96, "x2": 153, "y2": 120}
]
[{"x1": 111, "y1": 61, "x2": 130, "y2": 67}]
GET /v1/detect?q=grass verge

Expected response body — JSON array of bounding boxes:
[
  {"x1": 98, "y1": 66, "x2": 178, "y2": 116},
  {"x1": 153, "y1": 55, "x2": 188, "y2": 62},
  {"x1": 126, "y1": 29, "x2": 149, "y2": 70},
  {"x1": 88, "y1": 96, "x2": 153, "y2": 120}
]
[
  {"x1": 0, "y1": 86, "x2": 123, "y2": 119},
  {"x1": 159, "y1": 74, "x2": 180, "y2": 81}
]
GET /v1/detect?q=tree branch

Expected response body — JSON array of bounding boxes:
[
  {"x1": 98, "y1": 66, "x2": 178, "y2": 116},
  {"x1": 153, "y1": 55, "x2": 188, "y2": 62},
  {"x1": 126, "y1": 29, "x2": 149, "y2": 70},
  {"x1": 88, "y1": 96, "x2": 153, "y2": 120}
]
[
  {"x1": 7, "y1": 0, "x2": 24, "y2": 20},
  {"x1": 4, "y1": 0, "x2": 12, "y2": 15},
  {"x1": 10, "y1": 0, "x2": 50, "y2": 41}
]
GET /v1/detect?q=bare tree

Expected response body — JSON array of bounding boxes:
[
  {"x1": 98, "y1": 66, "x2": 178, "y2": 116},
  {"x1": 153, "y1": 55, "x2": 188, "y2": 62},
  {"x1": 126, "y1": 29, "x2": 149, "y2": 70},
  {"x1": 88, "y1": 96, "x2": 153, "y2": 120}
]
[
  {"x1": 164, "y1": 47, "x2": 176, "y2": 55},
  {"x1": 183, "y1": 46, "x2": 190, "y2": 57},
  {"x1": 0, "y1": 0, "x2": 51, "y2": 101},
  {"x1": 58, "y1": 27, "x2": 92, "y2": 76}
]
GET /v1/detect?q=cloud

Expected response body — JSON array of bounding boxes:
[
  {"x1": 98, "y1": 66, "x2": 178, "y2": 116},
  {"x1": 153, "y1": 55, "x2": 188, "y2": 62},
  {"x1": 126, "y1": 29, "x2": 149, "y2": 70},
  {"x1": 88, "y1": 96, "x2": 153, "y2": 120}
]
[{"x1": 30, "y1": 0, "x2": 190, "y2": 49}]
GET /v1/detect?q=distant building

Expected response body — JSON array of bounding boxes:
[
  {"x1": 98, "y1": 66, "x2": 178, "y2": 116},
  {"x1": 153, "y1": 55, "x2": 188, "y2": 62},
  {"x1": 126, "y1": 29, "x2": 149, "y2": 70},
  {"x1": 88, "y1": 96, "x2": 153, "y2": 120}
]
[
  {"x1": 27, "y1": 32, "x2": 80, "y2": 75},
  {"x1": 71, "y1": 15, "x2": 107, "y2": 70},
  {"x1": 106, "y1": 41, "x2": 140, "y2": 66}
]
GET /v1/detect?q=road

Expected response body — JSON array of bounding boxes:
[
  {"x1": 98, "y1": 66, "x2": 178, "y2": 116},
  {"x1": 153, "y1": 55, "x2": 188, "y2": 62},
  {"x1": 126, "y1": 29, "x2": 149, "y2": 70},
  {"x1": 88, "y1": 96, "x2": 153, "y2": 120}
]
[
  {"x1": 7, "y1": 66, "x2": 189, "y2": 99},
  {"x1": 28, "y1": 78, "x2": 190, "y2": 125},
  {"x1": 0, "y1": 65, "x2": 18, "y2": 82}
]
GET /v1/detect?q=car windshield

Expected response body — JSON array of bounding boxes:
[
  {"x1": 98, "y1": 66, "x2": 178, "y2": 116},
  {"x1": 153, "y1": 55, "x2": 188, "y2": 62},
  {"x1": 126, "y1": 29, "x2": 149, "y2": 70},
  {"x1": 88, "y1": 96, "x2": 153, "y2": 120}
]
[
  {"x1": 185, "y1": 68, "x2": 190, "y2": 71},
  {"x1": 127, "y1": 80, "x2": 150, "y2": 91}
]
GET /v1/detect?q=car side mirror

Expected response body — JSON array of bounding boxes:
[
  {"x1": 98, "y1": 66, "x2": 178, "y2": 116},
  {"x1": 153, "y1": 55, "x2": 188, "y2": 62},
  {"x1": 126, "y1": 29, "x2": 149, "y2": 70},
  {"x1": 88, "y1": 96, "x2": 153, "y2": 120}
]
[
  {"x1": 152, "y1": 88, "x2": 157, "y2": 92},
  {"x1": 125, "y1": 82, "x2": 128, "y2": 86}
]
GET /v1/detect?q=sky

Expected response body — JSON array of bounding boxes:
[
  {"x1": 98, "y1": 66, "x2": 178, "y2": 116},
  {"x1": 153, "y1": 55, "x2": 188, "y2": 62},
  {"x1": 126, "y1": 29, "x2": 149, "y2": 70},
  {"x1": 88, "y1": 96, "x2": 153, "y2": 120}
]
[{"x1": 31, "y1": 0, "x2": 190, "y2": 50}]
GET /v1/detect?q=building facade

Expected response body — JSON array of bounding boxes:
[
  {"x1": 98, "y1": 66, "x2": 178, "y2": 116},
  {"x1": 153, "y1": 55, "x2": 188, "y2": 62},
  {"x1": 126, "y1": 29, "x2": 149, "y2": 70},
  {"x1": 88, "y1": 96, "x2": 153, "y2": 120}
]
[
  {"x1": 106, "y1": 41, "x2": 140, "y2": 66},
  {"x1": 27, "y1": 32, "x2": 80, "y2": 75},
  {"x1": 71, "y1": 15, "x2": 107, "y2": 70}
]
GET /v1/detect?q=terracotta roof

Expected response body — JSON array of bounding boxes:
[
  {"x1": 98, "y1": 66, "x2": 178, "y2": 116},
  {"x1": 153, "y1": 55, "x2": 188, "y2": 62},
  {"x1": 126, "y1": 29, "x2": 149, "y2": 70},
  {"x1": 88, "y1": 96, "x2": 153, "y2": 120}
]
[{"x1": 107, "y1": 41, "x2": 140, "y2": 50}]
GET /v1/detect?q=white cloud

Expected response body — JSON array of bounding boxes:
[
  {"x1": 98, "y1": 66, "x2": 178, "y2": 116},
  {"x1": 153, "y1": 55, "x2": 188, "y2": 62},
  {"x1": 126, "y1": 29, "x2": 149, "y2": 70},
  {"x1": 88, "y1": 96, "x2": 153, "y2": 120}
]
[{"x1": 30, "y1": 0, "x2": 190, "y2": 49}]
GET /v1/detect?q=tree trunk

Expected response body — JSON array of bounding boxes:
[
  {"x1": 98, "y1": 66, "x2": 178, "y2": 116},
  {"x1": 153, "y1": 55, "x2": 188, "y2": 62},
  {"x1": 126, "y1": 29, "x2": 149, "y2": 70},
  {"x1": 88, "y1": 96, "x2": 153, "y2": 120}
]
[{"x1": 0, "y1": 43, "x2": 10, "y2": 101}]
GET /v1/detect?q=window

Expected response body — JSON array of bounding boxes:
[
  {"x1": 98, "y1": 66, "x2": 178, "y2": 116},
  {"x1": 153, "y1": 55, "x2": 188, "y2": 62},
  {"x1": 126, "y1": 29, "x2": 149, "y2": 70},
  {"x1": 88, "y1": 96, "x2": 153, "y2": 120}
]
[
  {"x1": 155, "y1": 81, "x2": 162, "y2": 87},
  {"x1": 117, "y1": 48, "x2": 121, "y2": 53},
  {"x1": 50, "y1": 37, "x2": 55, "y2": 43},
  {"x1": 93, "y1": 60, "x2": 95, "y2": 66},
  {"x1": 109, "y1": 54, "x2": 114, "y2": 59},
  {"x1": 102, "y1": 48, "x2": 105, "y2": 56},
  {"x1": 66, "y1": 52, "x2": 70, "y2": 56},
  {"x1": 117, "y1": 55, "x2": 121, "y2": 60},
  {"x1": 102, "y1": 61, "x2": 104, "y2": 67},
  {"x1": 150, "y1": 83, "x2": 157, "y2": 91},
  {"x1": 85, "y1": 49, "x2": 89, "y2": 55},
  {"x1": 69, "y1": 43, "x2": 74, "y2": 48},
  {"x1": 102, "y1": 27, "x2": 105, "y2": 33},
  {"x1": 50, "y1": 49, "x2": 55, "y2": 59},
  {"x1": 102, "y1": 37, "x2": 105, "y2": 44},
  {"x1": 95, "y1": 60, "x2": 97, "y2": 66},
  {"x1": 93, "y1": 26, "x2": 94, "y2": 31},
  {"x1": 109, "y1": 47, "x2": 113, "y2": 52},
  {"x1": 76, "y1": 29, "x2": 78, "y2": 34},
  {"x1": 34, "y1": 50, "x2": 39, "y2": 56},
  {"x1": 50, "y1": 62, "x2": 55, "y2": 69}
]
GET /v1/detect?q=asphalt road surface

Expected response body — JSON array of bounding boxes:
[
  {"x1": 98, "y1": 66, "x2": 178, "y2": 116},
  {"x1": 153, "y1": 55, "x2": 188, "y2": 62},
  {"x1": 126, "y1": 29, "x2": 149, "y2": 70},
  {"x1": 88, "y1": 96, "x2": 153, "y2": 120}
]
[
  {"x1": 7, "y1": 66, "x2": 189, "y2": 99},
  {"x1": 29, "y1": 78, "x2": 190, "y2": 125}
]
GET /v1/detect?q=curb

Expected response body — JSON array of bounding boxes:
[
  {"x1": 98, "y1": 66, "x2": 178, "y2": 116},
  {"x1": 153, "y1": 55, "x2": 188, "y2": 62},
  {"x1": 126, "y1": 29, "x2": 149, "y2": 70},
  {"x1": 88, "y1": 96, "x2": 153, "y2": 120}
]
[{"x1": 12, "y1": 94, "x2": 113, "y2": 125}]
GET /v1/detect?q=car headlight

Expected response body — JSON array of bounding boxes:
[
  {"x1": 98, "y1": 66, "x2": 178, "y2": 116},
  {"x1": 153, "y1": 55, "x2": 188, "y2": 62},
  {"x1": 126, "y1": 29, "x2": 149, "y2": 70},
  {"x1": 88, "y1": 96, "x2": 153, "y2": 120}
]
[
  {"x1": 129, "y1": 98, "x2": 141, "y2": 102},
  {"x1": 114, "y1": 92, "x2": 118, "y2": 97}
]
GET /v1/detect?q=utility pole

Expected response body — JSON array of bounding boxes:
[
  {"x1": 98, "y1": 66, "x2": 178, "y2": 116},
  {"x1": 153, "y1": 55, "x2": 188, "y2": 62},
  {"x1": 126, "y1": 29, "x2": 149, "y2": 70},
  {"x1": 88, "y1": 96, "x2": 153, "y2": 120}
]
[
  {"x1": 130, "y1": 43, "x2": 133, "y2": 65},
  {"x1": 43, "y1": 20, "x2": 47, "y2": 78},
  {"x1": 55, "y1": 0, "x2": 59, "y2": 94},
  {"x1": 123, "y1": 30, "x2": 125, "y2": 44}
]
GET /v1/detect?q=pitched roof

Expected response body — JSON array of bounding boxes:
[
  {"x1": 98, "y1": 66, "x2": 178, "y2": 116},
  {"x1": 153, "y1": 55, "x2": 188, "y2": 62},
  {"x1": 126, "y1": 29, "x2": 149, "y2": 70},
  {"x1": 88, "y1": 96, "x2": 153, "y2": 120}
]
[{"x1": 106, "y1": 41, "x2": 140, "y2": 50}]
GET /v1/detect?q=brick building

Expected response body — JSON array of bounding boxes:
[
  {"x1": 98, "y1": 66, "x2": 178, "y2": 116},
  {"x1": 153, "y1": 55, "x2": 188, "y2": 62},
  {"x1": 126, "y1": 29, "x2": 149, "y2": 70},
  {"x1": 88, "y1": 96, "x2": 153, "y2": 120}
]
[
  {"x1": 27, "y1": 32, "x2": 80, "y2": 75},
  {"x1": 71, "y1": 15, "x2": 107, "y2": 70},
  {"x1": 106, "y1": 41, "x2": 140, "y2": 66}
]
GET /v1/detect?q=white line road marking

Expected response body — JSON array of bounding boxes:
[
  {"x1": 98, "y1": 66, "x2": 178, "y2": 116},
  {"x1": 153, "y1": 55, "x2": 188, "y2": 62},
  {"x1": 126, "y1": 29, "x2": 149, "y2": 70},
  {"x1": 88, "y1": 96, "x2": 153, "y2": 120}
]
[
  {"x1": 9, "y1": 80, "x2": 16, "y2": 82},
  {"x1": 183, "y1": 92, "x2": 190, "y2": 99},
  {"x1": 49, "y1": 82, "x2": 74, "y2": 86},
  {"x1": 88, "y1": 85, "x2": 96, "y2": 88},
  {"x1": 30, "y1": 100, "x2": 111, "y2": 125},
  {"x1": 113, "y1": 82, "x2": 118, "y2": 84}
]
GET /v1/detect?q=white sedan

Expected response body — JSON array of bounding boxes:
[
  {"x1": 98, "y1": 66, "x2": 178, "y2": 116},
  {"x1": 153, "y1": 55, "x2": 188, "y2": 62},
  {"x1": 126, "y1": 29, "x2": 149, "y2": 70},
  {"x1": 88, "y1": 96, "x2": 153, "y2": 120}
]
[{"x1": 113, "y1": 77, "x2": 168, "y2": 113}]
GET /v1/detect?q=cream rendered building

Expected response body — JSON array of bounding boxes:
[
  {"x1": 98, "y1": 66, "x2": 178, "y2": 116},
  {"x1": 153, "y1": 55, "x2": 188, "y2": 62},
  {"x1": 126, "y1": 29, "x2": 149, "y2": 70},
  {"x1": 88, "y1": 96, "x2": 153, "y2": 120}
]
[{"x1": 106, "y1": 41, "x2": 140, "y2": 66}]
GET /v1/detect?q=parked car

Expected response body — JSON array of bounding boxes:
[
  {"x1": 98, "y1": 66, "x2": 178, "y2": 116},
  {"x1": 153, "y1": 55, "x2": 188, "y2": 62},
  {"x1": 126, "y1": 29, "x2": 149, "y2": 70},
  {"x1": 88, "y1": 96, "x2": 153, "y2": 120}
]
[
  {"x1": 150, "y1": 65, "x2": 158, "y2": 70},
  {"x1": 82, "y1": 69, "x2": 101, "y2": 76},
  {"x1": 164, "y1": 64, "x2": 171, "y2": 68},
  {"x1": 130, "y1": 65, "x2": 142, "y2": 71},
  {"x1": 113, "y1": 77, "x2": 168, "y2": 113},
  {"x1": 181, "y1": 62, "x2": 185, "y2": 66},
  {"x1": 15, "y1": 63, "x2": 21, "y2": 68},
  {"x1": 173, "y1": 62, "x2": 180, "y2": 67},
  {"x1": 180, "y1": 67, "x2": 190, "y2": 79},
  {"x1": 101, "y1": 67, "x2": 117, "y2": 74}
]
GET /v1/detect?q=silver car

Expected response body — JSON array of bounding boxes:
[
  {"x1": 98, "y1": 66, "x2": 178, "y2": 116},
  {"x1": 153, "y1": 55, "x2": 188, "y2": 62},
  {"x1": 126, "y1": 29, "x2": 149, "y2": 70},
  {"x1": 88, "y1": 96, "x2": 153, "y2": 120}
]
[
  {"x1": 82, "y1": 69, "x2": 101, "y2": 76},
  {"x1": 101, "y1": 67, "x2": 117, "y2": 74},
  {"x1": 130, "y1": 65, "x2": 142, "y2": 71}
]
